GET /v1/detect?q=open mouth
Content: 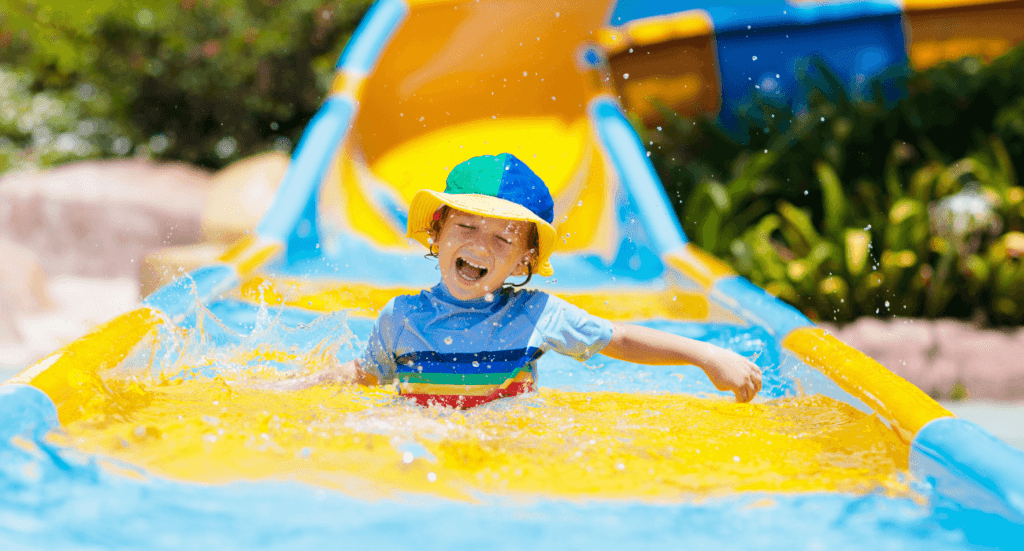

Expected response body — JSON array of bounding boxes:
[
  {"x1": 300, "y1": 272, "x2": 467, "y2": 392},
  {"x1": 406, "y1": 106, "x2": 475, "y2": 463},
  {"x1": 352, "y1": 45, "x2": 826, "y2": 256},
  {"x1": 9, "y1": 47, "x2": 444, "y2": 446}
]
[{"x1": 456, "y1": 257, "x2": 488, "y2": 281}]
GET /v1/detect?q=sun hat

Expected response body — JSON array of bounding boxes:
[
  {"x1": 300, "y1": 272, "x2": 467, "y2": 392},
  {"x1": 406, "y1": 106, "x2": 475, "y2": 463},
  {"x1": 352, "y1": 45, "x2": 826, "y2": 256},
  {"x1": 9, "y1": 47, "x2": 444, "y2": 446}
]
[{"x1": 406, "y1": 153, "x2": 556, "y2": 277}]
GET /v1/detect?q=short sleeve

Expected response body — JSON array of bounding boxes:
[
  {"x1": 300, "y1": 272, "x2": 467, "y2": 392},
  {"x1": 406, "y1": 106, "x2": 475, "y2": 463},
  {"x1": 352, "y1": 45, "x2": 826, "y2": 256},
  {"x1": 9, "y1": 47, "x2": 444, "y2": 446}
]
[
  {"x1": 534, "y1": 294, "x2": 614, "y2": 361},
  {"x1": 360, "y1": 298, "x2": 400, "y2": 382}
]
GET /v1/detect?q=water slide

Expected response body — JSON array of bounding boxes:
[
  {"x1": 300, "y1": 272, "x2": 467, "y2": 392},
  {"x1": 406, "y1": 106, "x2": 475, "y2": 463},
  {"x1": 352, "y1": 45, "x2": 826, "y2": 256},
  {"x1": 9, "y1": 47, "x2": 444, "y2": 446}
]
[{"x1": 2, "y1": 0, "x2": 1023, "y2": 547}]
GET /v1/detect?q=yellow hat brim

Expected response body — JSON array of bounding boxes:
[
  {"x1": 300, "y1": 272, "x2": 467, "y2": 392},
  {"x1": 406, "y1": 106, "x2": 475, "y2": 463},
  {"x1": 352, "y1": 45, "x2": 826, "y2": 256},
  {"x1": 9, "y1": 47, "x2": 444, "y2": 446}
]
[{"x1": 406, "y1": 189, "x2": 555, "y2": 277}]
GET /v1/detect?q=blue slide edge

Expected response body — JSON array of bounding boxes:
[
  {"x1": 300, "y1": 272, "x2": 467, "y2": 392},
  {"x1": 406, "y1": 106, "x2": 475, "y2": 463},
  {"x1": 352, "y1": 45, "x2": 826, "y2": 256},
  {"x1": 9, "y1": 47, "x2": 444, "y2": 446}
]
[{"x1": 911, "y1": 416, "x2": 1024, "y2": 538}]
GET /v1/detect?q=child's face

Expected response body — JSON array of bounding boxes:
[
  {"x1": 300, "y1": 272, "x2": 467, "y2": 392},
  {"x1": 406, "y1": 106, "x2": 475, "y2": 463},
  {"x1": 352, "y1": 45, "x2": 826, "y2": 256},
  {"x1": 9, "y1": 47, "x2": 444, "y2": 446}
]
[{"x1": 435, "y1": 209, "x2": 535, "y2": 300}]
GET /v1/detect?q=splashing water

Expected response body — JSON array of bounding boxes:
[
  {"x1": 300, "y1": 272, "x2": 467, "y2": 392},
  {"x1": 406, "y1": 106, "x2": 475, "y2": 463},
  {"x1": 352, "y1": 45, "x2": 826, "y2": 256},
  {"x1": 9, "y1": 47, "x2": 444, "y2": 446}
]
[
  {"x1": 0, "y1": 291, "x2": 989, "y2": 549},
  {"x1": 37, "y1": 293, "x2": 912, "y2": 501}
]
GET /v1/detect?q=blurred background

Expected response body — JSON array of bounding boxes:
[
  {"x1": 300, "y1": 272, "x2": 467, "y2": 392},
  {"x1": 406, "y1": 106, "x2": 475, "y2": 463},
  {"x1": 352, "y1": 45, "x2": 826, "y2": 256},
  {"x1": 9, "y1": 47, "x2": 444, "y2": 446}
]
[{"x1": 1, "y1": 0, "x2": 1023, "y2": 445}]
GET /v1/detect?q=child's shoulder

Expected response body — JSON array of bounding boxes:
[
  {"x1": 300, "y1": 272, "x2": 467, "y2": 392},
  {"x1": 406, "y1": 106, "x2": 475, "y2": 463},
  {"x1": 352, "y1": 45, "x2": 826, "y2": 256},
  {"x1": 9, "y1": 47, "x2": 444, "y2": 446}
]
[
  {"x1": 386, "y1": 289, "x2": 433, "y2": 312},
  {"x1": 506, "y1": 287, "x2": 560, "y2": 320}
]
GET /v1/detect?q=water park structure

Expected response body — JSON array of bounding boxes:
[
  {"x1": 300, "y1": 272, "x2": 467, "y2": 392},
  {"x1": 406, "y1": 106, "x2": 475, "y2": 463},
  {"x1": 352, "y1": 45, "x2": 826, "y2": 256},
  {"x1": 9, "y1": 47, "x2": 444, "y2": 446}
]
[{"x1": 2, "y1": 0, "x2": 1024, "y2": 548}]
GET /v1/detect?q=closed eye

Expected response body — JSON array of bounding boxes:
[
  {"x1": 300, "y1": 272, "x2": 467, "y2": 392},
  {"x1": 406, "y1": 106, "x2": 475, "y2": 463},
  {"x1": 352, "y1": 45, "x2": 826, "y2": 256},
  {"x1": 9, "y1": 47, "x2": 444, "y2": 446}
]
[
  {"x1": 457, "y1": 223, "x2": 476, "y2": 230},
  {"x1": 496, "y1": 235, "x2": 513, "y2": 245}
]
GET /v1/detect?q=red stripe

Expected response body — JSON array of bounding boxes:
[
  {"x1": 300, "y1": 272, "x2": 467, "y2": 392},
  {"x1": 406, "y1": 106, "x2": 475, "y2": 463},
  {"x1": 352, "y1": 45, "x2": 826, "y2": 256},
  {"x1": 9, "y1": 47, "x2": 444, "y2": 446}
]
[{"x1": 403, "y1": 381, "x2": 534, "y2": 409}]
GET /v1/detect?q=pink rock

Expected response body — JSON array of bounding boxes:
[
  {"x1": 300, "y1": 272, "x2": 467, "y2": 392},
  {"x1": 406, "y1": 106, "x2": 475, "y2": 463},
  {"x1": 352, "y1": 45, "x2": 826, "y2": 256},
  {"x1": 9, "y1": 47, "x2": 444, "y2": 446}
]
[
  {"x1": 953, "y1": 331, "x2": 1024, "y2": 400},
  {"x1": 826, "y1": 317, "x2": 1024, "y2": 400},
  {"x1": 0, "y1": 159, "x2": 213, "y2": 278},
  {"x1": 886, "y1": 354, "x2": 930, "y2": 389},
  {"x1": 919, "y1": 357, "x2": 962, "y2": 398},
  {"x1": 0, "y1": 238, "x2": 51, "y2": 344}
]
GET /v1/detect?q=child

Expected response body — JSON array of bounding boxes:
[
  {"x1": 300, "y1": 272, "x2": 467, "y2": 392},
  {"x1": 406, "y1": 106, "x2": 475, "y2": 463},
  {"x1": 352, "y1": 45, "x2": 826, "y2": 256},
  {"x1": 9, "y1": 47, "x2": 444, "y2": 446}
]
[{"x1": 310, "y1": 153, "x2": 762, "y2": 407}]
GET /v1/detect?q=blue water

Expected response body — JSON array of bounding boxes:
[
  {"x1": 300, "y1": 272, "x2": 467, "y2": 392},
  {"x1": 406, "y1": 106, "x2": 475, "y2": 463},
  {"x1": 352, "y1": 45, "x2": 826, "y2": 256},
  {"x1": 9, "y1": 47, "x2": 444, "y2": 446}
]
[{"x1": 0, "y1": 301, "x2": 1004, "y2": 549}]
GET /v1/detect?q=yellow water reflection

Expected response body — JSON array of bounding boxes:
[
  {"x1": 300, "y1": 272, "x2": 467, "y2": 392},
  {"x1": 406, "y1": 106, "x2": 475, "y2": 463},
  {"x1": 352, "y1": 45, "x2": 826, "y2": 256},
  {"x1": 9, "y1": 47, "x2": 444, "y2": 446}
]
[{"x1": 61, "y1": 376, "x2": 911, "y2": 501}]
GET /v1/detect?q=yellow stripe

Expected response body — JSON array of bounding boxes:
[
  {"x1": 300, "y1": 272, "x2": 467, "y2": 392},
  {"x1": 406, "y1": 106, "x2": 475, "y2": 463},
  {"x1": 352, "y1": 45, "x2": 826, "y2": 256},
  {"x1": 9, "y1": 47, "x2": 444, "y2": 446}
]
[
  {"x1": 339, "y1": 157, "x2": 409, "y2": 246},
  {"x1": 329, "y1": 71, "x2": 366, "y2": 100},
  {"x1": 218, "y1": 236, "x2": 283, "y2": 276},
  {"x1": 5, "y1": 307, "x2": 164, "y2": 424},
  {"x1": 903, "y1": 0, "x2": 1017, "y2": 9},
  {"x1": 598, "y1": 10, "x2": 713, "y2": 55},
  {"x1": 218, "y1": 235, "x2": 256, "y2": 264},
  {"x1": 664, "y1": 244, "x2": 736, "y2": 289},
  {"x1": 401, "y1": 370, "x2": 533, "y2": 396},
  {"x1": 783, "y1": 327, "x2": 952, "y2": 443}
]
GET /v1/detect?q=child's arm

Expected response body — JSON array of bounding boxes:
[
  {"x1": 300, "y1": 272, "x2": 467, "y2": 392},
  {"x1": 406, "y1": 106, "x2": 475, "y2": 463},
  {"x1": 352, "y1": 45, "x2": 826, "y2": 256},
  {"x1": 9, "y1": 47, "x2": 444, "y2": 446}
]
[
  {"x1": 601, "y1": 323, "x2": 763, "y2": 403},
  {"x1": 265, "y1": 358, "x2": 379, "y2": 392},
  {"x1": 309, "y1": 359, "x2": 380, "y2": 386}
]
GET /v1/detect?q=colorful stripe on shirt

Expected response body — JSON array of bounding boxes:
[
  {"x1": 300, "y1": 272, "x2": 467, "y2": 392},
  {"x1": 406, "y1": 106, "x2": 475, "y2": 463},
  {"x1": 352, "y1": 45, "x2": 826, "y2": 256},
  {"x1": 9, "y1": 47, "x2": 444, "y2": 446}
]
[{"x1": 395, "y1": 347, "x2": 542, "y2": 408}]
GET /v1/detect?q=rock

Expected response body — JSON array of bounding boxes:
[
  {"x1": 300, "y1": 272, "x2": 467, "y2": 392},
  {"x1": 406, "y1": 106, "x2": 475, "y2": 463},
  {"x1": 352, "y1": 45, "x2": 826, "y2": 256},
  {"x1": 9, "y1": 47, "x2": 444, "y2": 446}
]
[
  {"x1": 201, "y1": 151, "x2": 288, "y2": 243},
  {"x1": 0, "y1": 158, "x2": 213, "y2": 279},
  {"x1": 828, "y1": 317, "x2": 1024, "y2": 400},
  {"x1": 0, "y1": 238, "x2": 51, "y2": 344}
]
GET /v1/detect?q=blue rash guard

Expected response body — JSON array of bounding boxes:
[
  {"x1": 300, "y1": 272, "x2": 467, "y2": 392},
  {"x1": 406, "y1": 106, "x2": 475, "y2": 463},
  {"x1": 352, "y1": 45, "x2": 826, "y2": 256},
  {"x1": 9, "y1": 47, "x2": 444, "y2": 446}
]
[{"x1": 360, "y1": 283, "x2": 614, "y2": 407}]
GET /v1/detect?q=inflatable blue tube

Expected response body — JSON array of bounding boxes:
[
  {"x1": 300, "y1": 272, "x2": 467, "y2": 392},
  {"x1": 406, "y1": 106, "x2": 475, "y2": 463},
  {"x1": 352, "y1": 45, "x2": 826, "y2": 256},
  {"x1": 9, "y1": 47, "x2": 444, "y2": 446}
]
[
  {"x1": 591, "y1": 98, "x2": 688, "y2": 255},
  {"x1": 912, "y1": 417, "x2": 1024, "y2": 524},
  {"x1": 336, "y1": 0, "x2": 409, "y2": 73}
]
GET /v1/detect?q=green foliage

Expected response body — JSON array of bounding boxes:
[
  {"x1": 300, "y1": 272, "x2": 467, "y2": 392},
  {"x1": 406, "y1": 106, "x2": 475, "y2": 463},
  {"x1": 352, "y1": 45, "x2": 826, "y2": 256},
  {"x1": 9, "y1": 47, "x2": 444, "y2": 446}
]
[
  {"x1": 644, "y1": 45, "x2": 1024, "y2": 324},
  {"x1": 0, "y1": 0, "x2": 372, "y2": 169},
  {"x1": 0, "y1": 66, "x2": 134, "y2": 172}
]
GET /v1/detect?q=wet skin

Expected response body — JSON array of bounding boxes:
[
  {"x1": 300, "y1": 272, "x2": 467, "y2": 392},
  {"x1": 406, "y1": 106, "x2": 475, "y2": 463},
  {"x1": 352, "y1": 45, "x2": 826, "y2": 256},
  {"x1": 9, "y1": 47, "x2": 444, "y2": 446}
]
[{"x1": 434, "y1": 209, "x2": 536, "y2": 301}]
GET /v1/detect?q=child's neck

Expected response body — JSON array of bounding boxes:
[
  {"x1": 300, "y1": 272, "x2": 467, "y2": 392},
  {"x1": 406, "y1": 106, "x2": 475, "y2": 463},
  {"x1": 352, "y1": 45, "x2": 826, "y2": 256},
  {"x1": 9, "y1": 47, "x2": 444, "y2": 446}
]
[{"x1": 435, "y1": 281, "x2": 507, "y2": 307}]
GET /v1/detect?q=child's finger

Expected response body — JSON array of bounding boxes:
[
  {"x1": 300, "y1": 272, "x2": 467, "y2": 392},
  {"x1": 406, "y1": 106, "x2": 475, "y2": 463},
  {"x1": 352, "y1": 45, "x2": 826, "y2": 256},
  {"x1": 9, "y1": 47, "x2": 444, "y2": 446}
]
[{"x1": 735, "y1": 386, "x2": 751, "y2": 403}]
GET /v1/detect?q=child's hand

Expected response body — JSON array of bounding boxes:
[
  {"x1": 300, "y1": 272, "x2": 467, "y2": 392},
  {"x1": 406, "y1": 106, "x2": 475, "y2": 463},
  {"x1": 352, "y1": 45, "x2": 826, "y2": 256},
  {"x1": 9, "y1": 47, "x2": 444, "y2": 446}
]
[
  {"x1": 602, "y1": 323, "x2": 764, "y2": 402},
  {"x1": 702, "y1": 350, "x2": 762, "y2": 403}
]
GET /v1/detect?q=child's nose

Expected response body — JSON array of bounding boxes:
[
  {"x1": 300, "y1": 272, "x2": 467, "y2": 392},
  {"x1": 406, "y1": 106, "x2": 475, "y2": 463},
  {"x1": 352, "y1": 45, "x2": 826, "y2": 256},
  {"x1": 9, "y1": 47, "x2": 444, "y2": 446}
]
[{"x1": 465, "y1": 237, "x2": 489, "y2": 252}]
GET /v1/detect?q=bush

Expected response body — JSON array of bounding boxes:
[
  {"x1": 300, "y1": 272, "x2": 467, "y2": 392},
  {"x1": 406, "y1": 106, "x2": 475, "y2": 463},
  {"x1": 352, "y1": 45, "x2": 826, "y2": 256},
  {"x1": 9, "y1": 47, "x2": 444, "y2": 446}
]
[
  {"x1": 642, "y1": 45, "x2": 1024, "y2": 324},
  {"x1": 0, "y1": 0, "x2": 372, "y2": 170}
]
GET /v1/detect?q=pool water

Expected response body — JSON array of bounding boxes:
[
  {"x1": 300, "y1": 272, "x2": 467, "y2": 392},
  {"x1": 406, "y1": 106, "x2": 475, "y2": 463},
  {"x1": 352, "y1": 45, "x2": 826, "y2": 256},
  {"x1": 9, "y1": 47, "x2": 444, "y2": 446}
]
[{"x1": 0, "y1": 300, "x2": 992, "y2": 549}]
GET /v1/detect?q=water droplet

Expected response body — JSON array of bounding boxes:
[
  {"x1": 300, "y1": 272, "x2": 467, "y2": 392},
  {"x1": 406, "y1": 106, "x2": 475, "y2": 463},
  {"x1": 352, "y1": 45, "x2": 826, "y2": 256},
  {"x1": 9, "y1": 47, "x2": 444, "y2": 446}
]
[
  {"x1": 444, "y1": 336, "x2": 453, "y2": 345},
  {"x1": 885, "y1": 301, "x2": 890, "y2": 308},
  {"x1": 427, "y1": 472, "x2": 437, "y2": 482},
  {"x1": 472, "y1": 361, "x2": 480, "y2": 367},
  {"x1": 402, "y1": 452, "x2": 413, "y2": 464},
  {"x1": 821, "y1": 116, "x2": 826, "y2": 122},
  {"x1": 484, "y1": 293, "x2": 494, "y2": 302},
  {"x1": 733, "y1": 456, "x2": 740, "y2": 462},
  {"x1": 752, "y1": 55, "x2": 758, "y2": 61},
  {"x1": 623, "y1": 73, "x2": 629, "y2": 79}
]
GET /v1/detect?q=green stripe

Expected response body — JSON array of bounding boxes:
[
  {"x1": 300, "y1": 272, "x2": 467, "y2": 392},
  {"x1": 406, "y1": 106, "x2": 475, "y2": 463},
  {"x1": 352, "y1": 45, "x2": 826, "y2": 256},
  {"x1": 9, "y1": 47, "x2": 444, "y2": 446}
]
[
  {"x1": 398, "y1": 370, "x2": 521, "y2": 385},
  {"x1": 445, "y1": 154, "x2": 505, "y2": 196}
]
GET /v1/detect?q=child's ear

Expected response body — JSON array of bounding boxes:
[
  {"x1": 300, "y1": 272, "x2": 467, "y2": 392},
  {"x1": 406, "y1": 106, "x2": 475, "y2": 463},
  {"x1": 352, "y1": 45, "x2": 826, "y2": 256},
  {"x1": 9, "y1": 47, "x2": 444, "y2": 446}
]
[{"x1": 512, "y1": 250, "x2": 536, "y2": 276}]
